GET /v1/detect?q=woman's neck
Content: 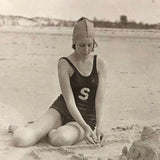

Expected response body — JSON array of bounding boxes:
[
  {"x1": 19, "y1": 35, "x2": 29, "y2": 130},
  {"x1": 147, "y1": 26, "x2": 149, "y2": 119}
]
[{"x1": 72, "y1": 52, "x2": 92, "y2": 62}]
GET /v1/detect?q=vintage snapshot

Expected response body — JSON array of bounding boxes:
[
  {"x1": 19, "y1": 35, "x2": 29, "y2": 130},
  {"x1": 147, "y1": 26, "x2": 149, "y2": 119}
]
[{"x1": 0, "y1": 0, "x2": 160, "y2": 159}]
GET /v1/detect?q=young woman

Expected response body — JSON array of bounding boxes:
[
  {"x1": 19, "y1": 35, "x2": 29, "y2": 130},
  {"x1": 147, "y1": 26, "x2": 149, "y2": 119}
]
[{"x1": 10, "y1": 17, "x2": 107, "y2": 147}]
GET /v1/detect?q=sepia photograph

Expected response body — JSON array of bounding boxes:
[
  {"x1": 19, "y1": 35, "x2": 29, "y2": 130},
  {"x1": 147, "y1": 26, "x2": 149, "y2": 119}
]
[{"x1": 0, "y1": 0, "x2": 160, "y2": 159}]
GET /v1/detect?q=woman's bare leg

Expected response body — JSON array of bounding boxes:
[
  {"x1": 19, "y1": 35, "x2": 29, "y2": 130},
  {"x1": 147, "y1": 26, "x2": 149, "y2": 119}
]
[
  {"x1": 12, "y1": 108, "x2": 62, "y2": 147},
  {"x1": 48, "y1": 122, "x2": 85, "y2": 146}
]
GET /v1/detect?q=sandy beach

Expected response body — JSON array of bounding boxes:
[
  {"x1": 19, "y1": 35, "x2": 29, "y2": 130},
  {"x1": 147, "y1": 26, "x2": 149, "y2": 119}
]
[{"x1": 0, "y1": 27, "x2": 160, "y2": 159}]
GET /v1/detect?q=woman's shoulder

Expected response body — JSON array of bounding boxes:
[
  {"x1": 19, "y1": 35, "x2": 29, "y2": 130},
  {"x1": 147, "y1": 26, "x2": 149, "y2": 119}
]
[
  {"x1": 58, "y1": 55, "x2": 74, "y2": 76},
  {"x1": 58, "y1": 57, "x2": 68, "y2": 66},
  {"x1": 96, "y1": 55, "x2": 107, "y2": 67}
]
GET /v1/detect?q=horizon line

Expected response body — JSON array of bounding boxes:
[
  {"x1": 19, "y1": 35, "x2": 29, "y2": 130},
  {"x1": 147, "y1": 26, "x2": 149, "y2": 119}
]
[{"x1": 0, "y1": 14, "x2": 159, "y2": 25}]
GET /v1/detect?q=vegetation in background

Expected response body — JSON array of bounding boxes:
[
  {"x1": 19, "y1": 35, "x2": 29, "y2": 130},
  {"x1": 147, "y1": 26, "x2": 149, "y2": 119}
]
[
  {"x1": 0, "y1": 14, "x2": 159, "y2": 30},
  {"x1": 93, "y1": 15, "x2": 160, "y2": 30}
]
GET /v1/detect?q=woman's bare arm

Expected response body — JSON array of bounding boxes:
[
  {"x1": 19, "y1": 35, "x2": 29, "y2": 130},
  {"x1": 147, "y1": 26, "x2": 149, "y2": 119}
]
[{"x1": 95, "y1": 57, "x2": 107, "y2": 145}]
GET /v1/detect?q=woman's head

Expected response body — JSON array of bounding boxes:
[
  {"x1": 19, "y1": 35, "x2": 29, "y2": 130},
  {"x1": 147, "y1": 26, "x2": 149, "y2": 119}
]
[
  {"x1": 72, "y1": 17, "x2": 97, "y2": 52},
  {"x1": 74, "y1": 38, "x2": 94, "y2": 56}
]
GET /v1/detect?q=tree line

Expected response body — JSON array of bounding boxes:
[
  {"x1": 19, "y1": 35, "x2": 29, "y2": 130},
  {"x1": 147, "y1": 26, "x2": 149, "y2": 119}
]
[
  {"x1": 49, "y1": 15, "x2": 159, "y2": 30},
  {"x1": 35, "y1": 15, "x2": 159, "y2": 30},
  {"x1": 93, "y1": 15, "x2": 160, "y2": 30}
]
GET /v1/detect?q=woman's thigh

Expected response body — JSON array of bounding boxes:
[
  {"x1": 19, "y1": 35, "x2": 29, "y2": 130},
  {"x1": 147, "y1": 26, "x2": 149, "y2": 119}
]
[
  {"x1": 30, "y1": 108, "x2": 62, "y2": 138},
  {"x1": 12, "y1": 108, "x2": 62, "y2": 147},
  {"x1": 48, "y1": 121, "x2": 85, "y2": 146}
]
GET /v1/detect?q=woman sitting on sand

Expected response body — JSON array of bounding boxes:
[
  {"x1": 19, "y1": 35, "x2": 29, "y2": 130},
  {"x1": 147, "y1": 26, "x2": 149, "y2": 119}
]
[{"x1": 10, "y1": 17, "x2": 107, "y2": 147}]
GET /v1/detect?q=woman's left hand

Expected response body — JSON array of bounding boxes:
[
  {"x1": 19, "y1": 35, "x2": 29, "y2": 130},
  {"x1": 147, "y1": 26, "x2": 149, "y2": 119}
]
[{"x1": 95, "y1": 127, "x2": 106, "y2": 146}]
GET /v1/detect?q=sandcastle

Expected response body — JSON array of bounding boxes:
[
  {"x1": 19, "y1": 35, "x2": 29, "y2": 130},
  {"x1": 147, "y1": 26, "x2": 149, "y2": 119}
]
[{"x1": 120, "y1": 126, "x2": 160, "y2": 160}]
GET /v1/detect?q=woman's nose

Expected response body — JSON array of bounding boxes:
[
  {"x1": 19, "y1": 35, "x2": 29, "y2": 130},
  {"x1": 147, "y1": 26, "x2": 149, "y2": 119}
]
[{"x1": 84, "y1": 45, "x2": 89, "y2": 51}]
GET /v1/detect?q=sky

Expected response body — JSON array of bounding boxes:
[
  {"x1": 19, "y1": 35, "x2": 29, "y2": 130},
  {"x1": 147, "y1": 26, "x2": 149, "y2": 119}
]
[{"x1": 0, "y1": 0, "x2": 160, "y2": 24}]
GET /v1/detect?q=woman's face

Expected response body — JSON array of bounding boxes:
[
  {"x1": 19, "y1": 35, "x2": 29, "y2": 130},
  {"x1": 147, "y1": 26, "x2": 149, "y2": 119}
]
[{"x1": 75, "y1": 38, "x2": 94, "y2": 56}]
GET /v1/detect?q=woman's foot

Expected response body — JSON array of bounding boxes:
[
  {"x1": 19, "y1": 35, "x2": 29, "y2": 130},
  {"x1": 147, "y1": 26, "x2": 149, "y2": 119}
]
[{"x1": 8, "y1": 125, "x2": 19, "y2": 133}]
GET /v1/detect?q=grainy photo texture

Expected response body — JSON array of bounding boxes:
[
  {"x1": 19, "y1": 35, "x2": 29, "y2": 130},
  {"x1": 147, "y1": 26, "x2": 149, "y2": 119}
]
[{"x1": 0, "y1": 0, "x2": 160, "y2": 159}]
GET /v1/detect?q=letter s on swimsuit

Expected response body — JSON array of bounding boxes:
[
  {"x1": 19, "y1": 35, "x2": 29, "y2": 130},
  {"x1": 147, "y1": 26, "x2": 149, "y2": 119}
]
[{"x1": 78, "y1": 88, "x2": 90, "y2": 100}]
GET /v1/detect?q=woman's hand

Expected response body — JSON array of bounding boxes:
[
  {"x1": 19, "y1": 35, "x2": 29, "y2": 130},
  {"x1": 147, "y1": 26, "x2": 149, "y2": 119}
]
[
  {"x1": 84, "y1": 125, "x2": 97, "y2": 144},
  {"x1": 96, "y1": 127, "x2": 106, "y2": 146}
]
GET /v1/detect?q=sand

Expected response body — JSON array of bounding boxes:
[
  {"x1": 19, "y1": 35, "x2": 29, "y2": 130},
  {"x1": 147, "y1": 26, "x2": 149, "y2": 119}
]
[{"x1": 0, "y1": 26, "x2": 160, "y2": 159}]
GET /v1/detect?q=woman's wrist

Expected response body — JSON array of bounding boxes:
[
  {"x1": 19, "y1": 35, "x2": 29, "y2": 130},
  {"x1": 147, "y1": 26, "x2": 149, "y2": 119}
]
[
  {"x1": 96, "y1": 123, "x2": 103, "y2": 130},
  {"x1": 82, "y1": 123, "x2": 91, "y2": 131}
]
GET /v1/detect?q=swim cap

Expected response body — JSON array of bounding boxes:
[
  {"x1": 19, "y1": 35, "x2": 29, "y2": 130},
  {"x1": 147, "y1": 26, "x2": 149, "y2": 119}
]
[{"x1": 72, "y1": 17, "x2": 95, "y2": 45}]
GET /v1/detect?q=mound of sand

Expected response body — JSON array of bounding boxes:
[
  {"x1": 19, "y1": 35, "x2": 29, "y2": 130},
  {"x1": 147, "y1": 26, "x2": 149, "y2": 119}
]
[{"x1": 123, "y1": 126, "x2": 160, "y2": 160}]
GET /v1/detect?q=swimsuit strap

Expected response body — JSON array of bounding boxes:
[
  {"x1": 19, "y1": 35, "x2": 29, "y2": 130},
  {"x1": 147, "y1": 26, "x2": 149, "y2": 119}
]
[
  {"x1": 93, "y1": 55, "x2": 97, "y2": 73},
  {"x1": 59, "y1": 57, "x2": 77, "y2": 71}
]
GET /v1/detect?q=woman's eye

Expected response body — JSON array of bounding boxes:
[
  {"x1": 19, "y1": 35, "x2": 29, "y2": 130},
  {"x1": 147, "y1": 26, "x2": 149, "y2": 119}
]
[
  {"x1": 79, "y1": 44, "x2": 85, "y2": 47},
  {"x1": 78, "y1": 43, "x2": 93, "y2": 47},
  {"x1": 88, "y1": 44, "x2": 93, "y2": 47}
]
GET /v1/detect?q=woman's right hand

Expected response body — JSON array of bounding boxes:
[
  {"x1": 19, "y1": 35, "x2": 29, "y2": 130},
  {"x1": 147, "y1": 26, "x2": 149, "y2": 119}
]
[{"x1": 84, "y1": 125, "x2": 97, "y2": 144}]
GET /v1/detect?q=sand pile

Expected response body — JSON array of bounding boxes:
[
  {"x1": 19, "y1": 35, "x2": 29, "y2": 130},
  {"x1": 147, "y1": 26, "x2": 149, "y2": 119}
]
[{"x1": 122, "y1": 126, "x2": 160, "y2": 160}]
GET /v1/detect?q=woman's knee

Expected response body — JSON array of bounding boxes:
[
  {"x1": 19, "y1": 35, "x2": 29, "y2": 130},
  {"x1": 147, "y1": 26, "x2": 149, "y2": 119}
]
[
  {"x1": 12, "y1": 127, "x2": 37, "y2": 147},
  {"x1": 48, "y1": 126, "x2": 79, "y2": 147}
]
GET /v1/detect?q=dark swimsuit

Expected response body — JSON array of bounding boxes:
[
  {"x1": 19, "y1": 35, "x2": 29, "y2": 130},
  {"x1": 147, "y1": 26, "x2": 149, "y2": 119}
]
[{"x1": 50, "y1": 55, "x2": 98, "y2": 130}]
